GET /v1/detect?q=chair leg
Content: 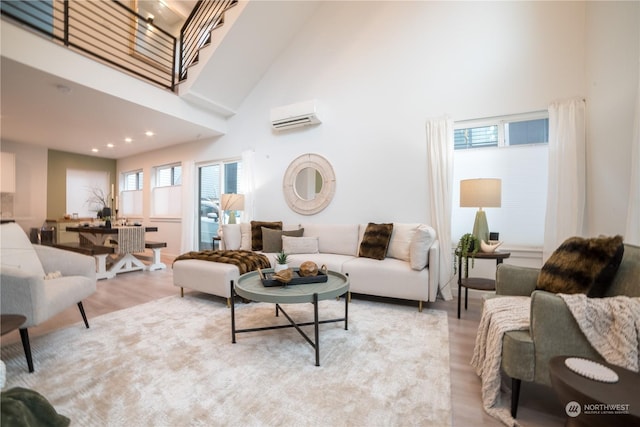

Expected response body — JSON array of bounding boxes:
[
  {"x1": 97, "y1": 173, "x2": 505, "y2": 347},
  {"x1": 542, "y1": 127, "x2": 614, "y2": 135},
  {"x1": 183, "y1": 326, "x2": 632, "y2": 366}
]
[
  {"x1": 18, "y1": 328, "x2": 34, "y2": 373},
  {"x1": 511, "y1": 378, "x2": 521, "y2": 418},
  {"x1": 77, "y1": 302, "x2": 90, "y2": 329}
]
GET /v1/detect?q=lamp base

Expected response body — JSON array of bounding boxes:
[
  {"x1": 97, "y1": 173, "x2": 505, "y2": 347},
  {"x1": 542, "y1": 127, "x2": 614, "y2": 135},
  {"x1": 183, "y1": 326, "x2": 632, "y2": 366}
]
[
  {"x1": 472, "y1": 210, "x2": 489, "y2": 243},
  {"x1": 228, "y1": 211, "x2": 236, "y2": 224}
]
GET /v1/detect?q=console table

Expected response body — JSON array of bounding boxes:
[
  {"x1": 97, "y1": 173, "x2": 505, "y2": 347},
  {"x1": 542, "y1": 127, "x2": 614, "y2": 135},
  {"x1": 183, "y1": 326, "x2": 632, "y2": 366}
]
[{"x1": 457, "y1": 250, "x2": 510, "y2": 318}]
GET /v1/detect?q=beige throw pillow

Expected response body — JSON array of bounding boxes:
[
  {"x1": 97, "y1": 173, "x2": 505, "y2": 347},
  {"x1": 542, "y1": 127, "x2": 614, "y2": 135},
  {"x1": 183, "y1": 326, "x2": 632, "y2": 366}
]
[
  {"x1": 387, "y1": 223, "x2": 419, "y2": 262},
  {"x1": 282, "y1": 236, "x2": 320, "y2": 254},
  {"x1": 409, "y1": 225, "x2": 436, "y2": 270}
]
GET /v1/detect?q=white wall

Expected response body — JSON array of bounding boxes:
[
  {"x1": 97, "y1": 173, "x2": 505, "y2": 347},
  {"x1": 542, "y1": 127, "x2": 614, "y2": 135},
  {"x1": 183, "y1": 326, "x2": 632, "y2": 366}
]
[{"x1": 118, "y1": 1, "x2": 638, "y2": 259}]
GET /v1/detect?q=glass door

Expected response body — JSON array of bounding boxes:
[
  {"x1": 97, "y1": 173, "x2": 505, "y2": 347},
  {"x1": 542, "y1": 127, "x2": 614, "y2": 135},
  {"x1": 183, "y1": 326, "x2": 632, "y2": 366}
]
[{"x1": 198, "y1": 164, "x2": 220, "y2": 250}]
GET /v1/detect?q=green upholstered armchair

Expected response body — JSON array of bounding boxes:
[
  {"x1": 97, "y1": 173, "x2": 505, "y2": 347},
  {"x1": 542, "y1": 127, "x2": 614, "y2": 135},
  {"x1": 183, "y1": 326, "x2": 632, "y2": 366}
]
[{"x1": 495, "y1": 243, "x2": 640, "y2": 417}]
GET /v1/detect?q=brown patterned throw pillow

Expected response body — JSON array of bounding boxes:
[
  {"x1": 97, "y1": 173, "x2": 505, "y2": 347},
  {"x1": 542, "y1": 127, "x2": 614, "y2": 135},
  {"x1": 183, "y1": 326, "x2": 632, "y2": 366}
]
[
  {"x1": 537, "y1": 235, "x2": 624, "y2": 297},
  {"x1": 359, "y1": 223, "x2": 394, "y2": 260},
  {"x1": 250, "y1": 221, "x2": 282, "y2": 251}
]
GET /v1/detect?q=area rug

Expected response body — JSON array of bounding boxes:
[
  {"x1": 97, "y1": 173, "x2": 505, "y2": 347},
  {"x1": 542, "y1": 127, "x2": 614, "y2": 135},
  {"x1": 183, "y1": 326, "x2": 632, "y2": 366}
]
[{"x1": 1, "y1": 296, "x2": 452, "y2": 427}]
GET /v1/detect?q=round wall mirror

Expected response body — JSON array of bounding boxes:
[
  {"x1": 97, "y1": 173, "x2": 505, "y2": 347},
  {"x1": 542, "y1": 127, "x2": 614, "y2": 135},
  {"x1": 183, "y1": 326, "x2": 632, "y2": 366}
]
[
  {"x1": 283, "y1": 153, "x2": 336, "y2": 215},
  {"x1": 294, "y1": 167, "x2": 323, "y2": 201}
]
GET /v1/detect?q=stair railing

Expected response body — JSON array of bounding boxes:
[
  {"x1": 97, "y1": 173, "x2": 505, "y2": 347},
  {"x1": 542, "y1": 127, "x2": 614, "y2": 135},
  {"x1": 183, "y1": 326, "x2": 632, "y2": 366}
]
[
  {"x1": 1, "y1": 0, "x2": 177, "y2": 90},
  {"x1": 179, "y1": 0, "x2": 237, "y2": 81}
]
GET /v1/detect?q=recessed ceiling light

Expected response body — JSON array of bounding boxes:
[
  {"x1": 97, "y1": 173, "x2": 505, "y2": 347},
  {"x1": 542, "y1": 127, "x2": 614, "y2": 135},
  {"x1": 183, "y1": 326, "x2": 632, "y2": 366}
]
[
  {"x1": 125, "y1": 137, "x2": 132, "y2": 143},
  {"x1": 92, "y1": 148, "x2": 99, "y2": 153},
  {"x1": 145, "y1": 131, "x2": 154, "y2": 137},
  {"x1": 107, "y1": 143, "x2": 115, "y2": 148}
]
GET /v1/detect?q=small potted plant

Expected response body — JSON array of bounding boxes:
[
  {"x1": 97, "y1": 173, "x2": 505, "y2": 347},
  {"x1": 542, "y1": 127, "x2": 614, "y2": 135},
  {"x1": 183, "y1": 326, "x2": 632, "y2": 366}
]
[
  {"x1": 455, "y1": 233, "x2": 479, "y2": 274},
  {"x1": 274, "y1": 251, "x2": 289, "y2": 273}
]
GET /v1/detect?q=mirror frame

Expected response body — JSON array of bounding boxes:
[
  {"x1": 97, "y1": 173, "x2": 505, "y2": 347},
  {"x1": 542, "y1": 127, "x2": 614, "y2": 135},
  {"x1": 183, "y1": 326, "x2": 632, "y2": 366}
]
[{"x1": 283, "y1": 153, "x2": 336, "y2": 215}]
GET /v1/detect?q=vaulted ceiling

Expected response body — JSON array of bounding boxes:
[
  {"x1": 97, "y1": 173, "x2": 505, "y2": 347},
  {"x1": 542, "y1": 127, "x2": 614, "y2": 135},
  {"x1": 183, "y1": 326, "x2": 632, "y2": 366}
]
[{"x1": 0, "y1": 1, "x2": 319, "y2": 159}]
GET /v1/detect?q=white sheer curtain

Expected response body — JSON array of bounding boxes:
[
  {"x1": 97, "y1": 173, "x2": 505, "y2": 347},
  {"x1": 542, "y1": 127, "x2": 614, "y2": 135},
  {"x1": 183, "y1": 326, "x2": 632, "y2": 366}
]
[
  {"x1": 626, "y1": 77, "x2": 640, "y2": 245},
  {"x1": 426, "y1": 117, "x2": 454, "y2": 301},
  {"x1": 241, "y1": 149, "x2": 256, "y2": 222},
  {"x1": 180, "y1": 160, "x2": 196, "y2": 253},
  {"x1": 543, "y1": 98, "x2": 586, "y2": 261}
]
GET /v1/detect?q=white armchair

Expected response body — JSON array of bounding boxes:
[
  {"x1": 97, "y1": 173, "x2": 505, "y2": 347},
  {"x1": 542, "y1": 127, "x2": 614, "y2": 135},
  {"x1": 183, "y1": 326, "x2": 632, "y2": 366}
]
[{"x1": 0, "y1": 223, "x2": 96, "y2": 372}]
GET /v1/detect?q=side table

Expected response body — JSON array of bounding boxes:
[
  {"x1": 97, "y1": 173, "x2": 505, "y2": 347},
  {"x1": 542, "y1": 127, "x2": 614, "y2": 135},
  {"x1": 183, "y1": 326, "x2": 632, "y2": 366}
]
[
  {"x1": 212, "y1": 236, "x2": 221, "y2": 250},
  {"x1": 549, "y1": 355, "x2": 640, "y2": 426},
  {"x1": 457, "y1": 250, "x2": 510, "y2": 318}
]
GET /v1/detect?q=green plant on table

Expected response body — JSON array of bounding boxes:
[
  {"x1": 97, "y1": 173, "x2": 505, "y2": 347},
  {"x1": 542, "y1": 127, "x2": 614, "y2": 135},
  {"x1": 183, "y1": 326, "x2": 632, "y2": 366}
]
[
  {"x1": 275, "y1": 251, "x2": 289, "y2": 265},
  {"x1": 455, "y1": 233, "x2": 479, "y2": 274}
]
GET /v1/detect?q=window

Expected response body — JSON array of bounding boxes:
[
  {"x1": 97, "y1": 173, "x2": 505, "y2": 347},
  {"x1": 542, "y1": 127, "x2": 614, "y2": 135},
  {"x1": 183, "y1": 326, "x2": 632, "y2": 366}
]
[
  {"x1": 123, "y1": 170, "x2": 143, "y2": 190},
  {"x1": 121, "y1": 170, "x2": 143, "y2": 217},
  {"x1": 198, "y1": 159, "x2": 243, "y2": 250},
  {"x1": 152, "y1": 163, "x2": 182, "y2": 218},
  {"x1": 452, "y1": 111, "x2": 550, "y2": 247},
  {"x1": 454, "y1": 112, "x2": 548, "y2": 150},
  {"x1": 156, "y1": 164, "x2": 181, "y2": 186},
  {"x1": 66, "y1": 169, "x2": 110, "y2": 217}
]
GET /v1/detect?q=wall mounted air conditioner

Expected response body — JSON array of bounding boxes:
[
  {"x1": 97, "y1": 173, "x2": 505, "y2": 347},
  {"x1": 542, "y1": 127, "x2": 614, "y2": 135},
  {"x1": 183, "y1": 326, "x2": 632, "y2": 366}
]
[{"x1": 270, "y1": 99, "x2": 321, "y2": 131}]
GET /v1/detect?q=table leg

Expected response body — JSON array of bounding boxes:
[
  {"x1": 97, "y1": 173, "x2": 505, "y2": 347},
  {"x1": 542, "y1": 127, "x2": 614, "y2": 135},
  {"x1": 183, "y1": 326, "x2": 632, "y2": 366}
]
[
  {"x1": 230, "y1": 280, "x2": 236, "y2": 344},
  {"x1": 314, "y1": 292, "x2": 320, "y2": 367},
  {"x1": 19, "y1": 328, "x2": 34, "y2": 373},
  {"x1": 344, "y1": 291, "x2": 349, "y2": 330},
  {"x1": 95, "y1": 254, "x2": 115, "y2": 280},
  {"x1": 457, "y1": 255, "x2": 462, "y2": 319}
]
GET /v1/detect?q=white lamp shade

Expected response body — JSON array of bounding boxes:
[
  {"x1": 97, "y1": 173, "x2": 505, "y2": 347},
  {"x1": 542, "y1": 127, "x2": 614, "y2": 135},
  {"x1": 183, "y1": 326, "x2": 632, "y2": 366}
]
[
  {"x1": 220, "y1": 193, "x2": 245, "y2": 211},
  {"x1": 460, "y1": 179, "x2": 502, "y2": 208}
]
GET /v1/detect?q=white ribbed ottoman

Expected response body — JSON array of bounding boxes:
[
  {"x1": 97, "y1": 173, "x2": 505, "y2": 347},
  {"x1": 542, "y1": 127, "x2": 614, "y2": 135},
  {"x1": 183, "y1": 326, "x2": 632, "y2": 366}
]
[{"x1": 172, "y1": 259, "x2": 240, "y2": 306}]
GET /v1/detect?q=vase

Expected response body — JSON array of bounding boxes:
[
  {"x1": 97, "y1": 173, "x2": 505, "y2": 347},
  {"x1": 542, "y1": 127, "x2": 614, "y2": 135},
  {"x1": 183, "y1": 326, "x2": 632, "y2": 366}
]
[{"x1": 274, "y1": 263, "x2": 288, "y2": 273}]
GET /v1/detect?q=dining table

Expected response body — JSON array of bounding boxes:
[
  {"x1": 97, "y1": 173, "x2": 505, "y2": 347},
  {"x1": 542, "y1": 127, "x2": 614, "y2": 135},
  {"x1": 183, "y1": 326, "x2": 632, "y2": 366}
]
[{"x1": 65, "y1": 225, "x2": 159, "y2": 278}]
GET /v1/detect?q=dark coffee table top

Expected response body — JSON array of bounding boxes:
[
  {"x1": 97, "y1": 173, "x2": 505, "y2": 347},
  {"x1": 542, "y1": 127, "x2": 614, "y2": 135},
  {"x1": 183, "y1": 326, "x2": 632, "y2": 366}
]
[
  {"x1": 549, "y1": 355, "x2": 640, "y2": 425},
  {"x1": 1, "y1": 314, "x2": 26, "y2": 336}
]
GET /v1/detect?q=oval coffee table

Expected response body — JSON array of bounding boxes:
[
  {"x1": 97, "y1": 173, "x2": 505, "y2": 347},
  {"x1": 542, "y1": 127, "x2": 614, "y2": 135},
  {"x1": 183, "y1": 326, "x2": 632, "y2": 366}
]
[{"x1": 231, "y1": 269, "x2": 349, "y2": 366}]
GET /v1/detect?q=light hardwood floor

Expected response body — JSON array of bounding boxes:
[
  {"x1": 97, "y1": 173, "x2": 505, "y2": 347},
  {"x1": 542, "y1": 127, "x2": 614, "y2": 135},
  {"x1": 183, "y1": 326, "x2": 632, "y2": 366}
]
[{"x1": 1, "y1": 263, "x2": 565, "y2": 426}]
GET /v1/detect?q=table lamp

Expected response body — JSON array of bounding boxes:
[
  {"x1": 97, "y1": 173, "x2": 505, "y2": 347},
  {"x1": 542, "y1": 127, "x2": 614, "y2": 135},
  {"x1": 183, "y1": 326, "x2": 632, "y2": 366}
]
[
  {"x1": 460, "y1": 178, "x2": 501, "y2": 243},
  {"x1": 220, "y1": 194, "x2": 245, "y2": 224}
]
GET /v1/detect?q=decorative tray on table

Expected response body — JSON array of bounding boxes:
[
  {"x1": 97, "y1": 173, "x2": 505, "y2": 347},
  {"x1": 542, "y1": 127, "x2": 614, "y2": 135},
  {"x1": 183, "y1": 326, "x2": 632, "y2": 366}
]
[{"x1": 260, "y1": 269, "x2": 328, "y2": 287}]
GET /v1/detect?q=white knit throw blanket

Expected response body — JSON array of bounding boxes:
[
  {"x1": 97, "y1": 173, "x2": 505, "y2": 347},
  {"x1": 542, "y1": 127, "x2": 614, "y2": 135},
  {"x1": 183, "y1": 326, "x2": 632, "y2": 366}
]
[
  {"x1": 471, "y1": 296, "x2": 530, "y2": 427},
  {"x1": 559, "y1": 294, "x2": 640, "y2": 372}
]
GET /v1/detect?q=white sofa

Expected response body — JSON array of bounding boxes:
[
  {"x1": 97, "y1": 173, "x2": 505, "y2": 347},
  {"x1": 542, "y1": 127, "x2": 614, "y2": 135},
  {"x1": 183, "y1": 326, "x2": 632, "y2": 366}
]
[{"x1": 173, "y1": 223, "x2": 439, "y2": 311}]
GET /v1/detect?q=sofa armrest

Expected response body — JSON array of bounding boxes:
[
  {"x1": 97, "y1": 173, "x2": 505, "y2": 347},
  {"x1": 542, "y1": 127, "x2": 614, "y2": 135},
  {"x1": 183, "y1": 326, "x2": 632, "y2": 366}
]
[
  {"x1": 495, "y1": 264, "x2": 539, "y2": 296},
  {"x1": 427, "y1": 240, "x2": 440, "y2": 302},
  {"x1": 0, "y1": 266, "x2": 45, "y2": 326},
  {"x1": 529, "y1": 290, "x2": 602, "y2": 385},
  {"x1": 34, "y1": 244, "x2": 96, "y2": 280}
]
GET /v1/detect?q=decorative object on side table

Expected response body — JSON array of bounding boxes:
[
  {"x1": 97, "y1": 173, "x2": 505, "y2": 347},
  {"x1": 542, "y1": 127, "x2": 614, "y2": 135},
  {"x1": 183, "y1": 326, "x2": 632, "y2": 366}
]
[
  {"x1": 220, "y1": 193, "x2": 245, "y2": 224},
  {"x1": 274, "y1": 251, "x2": 289, "y2": 273},
  {"x1": 460, "y1": 178, "x2": 501, "y2": 243},
  {"x1": 480, "y1": 239, "x2": 503, "y2": 253},
  {"x1": 455, "y1": 233, "x2": 479, "y2": 273}
]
